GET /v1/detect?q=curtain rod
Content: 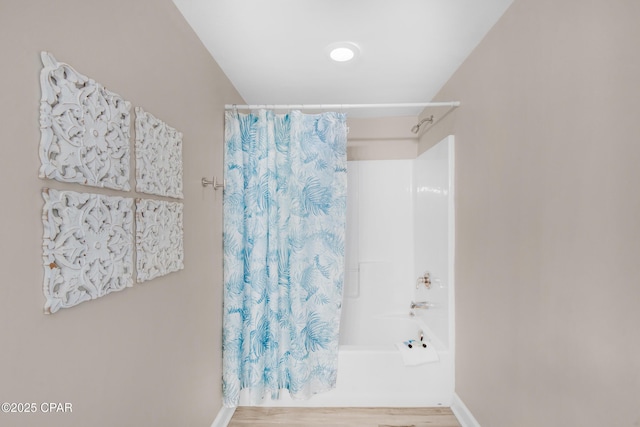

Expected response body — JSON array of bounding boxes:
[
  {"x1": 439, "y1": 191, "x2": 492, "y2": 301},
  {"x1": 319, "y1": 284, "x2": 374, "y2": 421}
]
[{"x1": 224, "y1": 102, "x2": 460, "y2": 110}]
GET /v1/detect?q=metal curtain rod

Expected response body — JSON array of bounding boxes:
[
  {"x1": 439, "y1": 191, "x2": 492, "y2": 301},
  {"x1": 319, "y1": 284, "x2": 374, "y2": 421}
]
[{"x1": 224, "y1": 101, "x2": 460, "y2": 110}]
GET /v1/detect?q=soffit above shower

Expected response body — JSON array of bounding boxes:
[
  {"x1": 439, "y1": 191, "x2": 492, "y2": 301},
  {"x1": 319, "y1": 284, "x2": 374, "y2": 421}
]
[{"x1": 172, "y1": 0, "x2": 514, "y2": 118}]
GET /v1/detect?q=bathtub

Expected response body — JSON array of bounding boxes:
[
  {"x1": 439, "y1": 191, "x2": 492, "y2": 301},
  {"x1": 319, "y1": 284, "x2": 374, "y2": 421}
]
[{"x1": 238, "y1": 314, "x2": 454, "y2": 407}]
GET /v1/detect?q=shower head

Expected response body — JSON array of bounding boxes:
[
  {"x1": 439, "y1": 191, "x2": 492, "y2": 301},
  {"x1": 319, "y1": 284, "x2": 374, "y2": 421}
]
[{"x1": 410, "y1": 115, "x2": 434, "y2": 134}]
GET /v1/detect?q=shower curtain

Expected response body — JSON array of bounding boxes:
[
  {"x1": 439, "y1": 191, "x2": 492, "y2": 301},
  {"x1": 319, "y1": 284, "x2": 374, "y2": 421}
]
[{"x1": 222, "y1": 109, "x2": 348, "y2": 407}]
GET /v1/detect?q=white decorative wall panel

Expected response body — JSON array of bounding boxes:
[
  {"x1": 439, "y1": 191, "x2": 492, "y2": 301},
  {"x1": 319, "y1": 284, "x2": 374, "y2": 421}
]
[
  {"x1": 39, "y1": 52, "x2": 131, "y2": 191},
  {"x1": 135, "y1": 199, "x2": 184, "y2": 282},
  {"x1": 42, "y1": 188, "x2": 134, "y2": 314},
  {"x1": 135, "y1": 107, "x2": 183, "y2": 199}
]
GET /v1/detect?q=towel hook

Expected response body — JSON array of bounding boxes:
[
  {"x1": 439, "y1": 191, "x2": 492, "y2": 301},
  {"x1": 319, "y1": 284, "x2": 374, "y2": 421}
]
[{"x1": 202, "y1": 176, "x2": 225, "y2": 190}]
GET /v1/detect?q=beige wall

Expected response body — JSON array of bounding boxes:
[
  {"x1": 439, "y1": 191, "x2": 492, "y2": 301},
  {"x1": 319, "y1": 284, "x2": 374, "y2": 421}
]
[
  {"x1": 347, "y1": 116, "x2": 418, "y2": 160},
  {"x1": 0, "y1": 1, "x2": 243, "y2": 426},
  {"x1": 422, "y1": 0, "x2": 640, "y2": 425}
]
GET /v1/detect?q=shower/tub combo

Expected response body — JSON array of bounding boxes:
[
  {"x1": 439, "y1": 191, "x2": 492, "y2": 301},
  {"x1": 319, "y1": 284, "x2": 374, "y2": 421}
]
[{"x1": 236, "y1": 135, "x2": 456, "y2": 407}]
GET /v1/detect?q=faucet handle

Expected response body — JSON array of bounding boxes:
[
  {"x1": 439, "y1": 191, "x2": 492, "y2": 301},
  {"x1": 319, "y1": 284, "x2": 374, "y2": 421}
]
[{"x1": 416, "y1": 271, "x2": 431, "y2": 289}]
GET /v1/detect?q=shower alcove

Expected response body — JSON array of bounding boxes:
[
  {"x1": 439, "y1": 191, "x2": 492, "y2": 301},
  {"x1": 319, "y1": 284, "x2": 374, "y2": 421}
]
[{"x1": 237, "y1": 135, "x2": 456, "y2": 407}]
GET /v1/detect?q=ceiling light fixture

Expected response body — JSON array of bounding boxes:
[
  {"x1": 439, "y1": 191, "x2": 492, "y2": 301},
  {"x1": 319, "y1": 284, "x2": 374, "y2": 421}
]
[{"x1": 327, "y1": 42, "x2": 360, "y2": 63}]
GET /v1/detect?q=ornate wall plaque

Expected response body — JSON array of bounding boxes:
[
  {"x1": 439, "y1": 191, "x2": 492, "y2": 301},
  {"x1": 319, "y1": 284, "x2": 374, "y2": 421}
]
[
  {"x1": 135, "y1": 199, "x2": 184, "y2": 282},
  {"x1": 42, "y1": 188, "x2": 134, "y2": 314},
  {"x1": 39, "y1": 52, "x2": 131, "y2": 190},
  {"x1": 135, "y1": 107, "x2": 183, "y2": 199}
]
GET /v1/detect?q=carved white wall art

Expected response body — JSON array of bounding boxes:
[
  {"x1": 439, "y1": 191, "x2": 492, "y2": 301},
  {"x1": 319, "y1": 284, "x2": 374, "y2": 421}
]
[
  {"x1": 135, "y1": 107, "x2": 183, "y2": 199},
  {"x1": 39, "y1": 52, "x2": 131, "y2": 191},
  {"x1": 42, "y1": 188, "x2": 134, "y2": 314},
  {"x1": 135, "y1": 199, "x2": 184, "y2": 282}
]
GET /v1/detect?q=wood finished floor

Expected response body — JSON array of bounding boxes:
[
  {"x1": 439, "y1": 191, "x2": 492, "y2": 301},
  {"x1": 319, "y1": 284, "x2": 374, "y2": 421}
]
[{"x1": 228, "y1": 407, "x2": 462, "y2": 427}]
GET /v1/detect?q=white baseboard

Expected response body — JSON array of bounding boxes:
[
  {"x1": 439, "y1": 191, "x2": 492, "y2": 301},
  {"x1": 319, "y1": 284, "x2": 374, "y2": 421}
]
[
  {"x1": 451, "y1": 393, "x2": 481, "y2": 427},
  {"x1": 210, "y1": 406, "x2": 236, "y2": 427}
]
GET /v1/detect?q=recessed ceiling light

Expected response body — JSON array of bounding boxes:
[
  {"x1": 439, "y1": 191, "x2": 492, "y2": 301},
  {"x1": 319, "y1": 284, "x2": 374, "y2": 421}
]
[
  {"x1": 327, "y1": 42, "x2": 360, "y2": 63},
  {"x1": 330, "y1": 47, "x2": 355, "y2": 62}
]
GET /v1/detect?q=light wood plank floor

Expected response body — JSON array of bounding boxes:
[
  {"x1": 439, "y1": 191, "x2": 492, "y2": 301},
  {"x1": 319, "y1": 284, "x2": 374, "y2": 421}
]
[{"x1": 228, "y1": 407, "x2": 462, "y2": 427}]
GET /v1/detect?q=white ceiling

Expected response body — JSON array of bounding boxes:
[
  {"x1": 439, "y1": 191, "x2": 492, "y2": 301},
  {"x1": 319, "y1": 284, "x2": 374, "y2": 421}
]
[{"x1": 172, "y1": 0, "x2": 513, "y2": 117}]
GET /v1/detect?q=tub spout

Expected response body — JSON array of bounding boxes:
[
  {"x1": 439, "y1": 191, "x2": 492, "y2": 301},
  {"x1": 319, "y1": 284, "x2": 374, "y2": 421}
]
[
  {"x1": 410, "y1": 301, "x2": 432, "y2": 310},
  {"x1": 409, "y1": 301, "x2": 433, "y2": 317}
]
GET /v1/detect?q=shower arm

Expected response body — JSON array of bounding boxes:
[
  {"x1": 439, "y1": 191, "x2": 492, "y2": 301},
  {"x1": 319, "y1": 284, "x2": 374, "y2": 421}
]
[{"x1": 411, "y1": 115, "x2": 434, "y2": 134}]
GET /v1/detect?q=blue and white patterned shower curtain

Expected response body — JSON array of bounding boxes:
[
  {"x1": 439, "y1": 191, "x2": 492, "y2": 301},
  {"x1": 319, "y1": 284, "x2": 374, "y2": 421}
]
[{"x1": 222, "y1": 109, "x2": 347, "y2": 407}]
